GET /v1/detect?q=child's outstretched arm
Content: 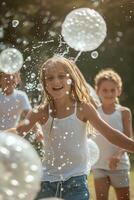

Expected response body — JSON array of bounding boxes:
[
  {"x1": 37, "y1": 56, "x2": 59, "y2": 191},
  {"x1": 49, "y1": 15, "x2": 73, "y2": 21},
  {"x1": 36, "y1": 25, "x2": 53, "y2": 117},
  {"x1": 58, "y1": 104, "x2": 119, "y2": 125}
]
[
  {"x1": 5, "y1": 110, "x2": 39, "y2": 136},
  {"x1": 122, "y1": 107, "x2": 133, "y2": 139},
  {"x1": 82, "y1": 103, "x2": 134, "y2": 152},
  {"x1": 17, "y1": 111, "x2": 39, "y2": 136},
  {"x1": 6, "y1": 105, "x2": 45, "y2": 136},
  {"x1": 108, "y1": 107, "x2": 133, "y2": 169}
]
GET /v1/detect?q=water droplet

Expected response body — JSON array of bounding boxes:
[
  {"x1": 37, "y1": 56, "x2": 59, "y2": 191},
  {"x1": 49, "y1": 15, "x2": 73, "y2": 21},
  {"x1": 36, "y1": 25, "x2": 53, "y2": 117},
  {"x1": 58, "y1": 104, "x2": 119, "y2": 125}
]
[
  {"x1": 91, "y1": 51, "x2": 99, "y2": 59},
  {"x1": 12, "y1": 20, "x2": 19, "y2": 27}
]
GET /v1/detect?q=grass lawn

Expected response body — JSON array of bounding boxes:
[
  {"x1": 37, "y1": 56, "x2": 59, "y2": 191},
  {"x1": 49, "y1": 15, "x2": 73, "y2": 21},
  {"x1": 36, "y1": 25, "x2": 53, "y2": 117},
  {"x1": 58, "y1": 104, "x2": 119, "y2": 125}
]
[{"x1": 88, "y1": 166, "x2": 134, "y2": 200}]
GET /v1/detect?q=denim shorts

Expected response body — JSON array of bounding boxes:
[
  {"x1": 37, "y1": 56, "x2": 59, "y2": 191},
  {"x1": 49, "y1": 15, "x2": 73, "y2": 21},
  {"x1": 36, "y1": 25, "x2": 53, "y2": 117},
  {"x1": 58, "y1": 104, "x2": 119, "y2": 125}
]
[
  {"x1": 35, "y1": 175, "x2": 90, "y2": 200},
  {"x1": 92, "y1": 169, "x2": 130, "y2": 188}
]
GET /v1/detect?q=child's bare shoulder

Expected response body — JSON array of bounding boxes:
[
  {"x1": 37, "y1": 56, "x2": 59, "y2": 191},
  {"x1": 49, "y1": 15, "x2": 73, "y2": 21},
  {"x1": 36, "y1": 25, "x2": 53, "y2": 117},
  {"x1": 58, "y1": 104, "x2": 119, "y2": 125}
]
[
  {"x1": 120, "y1": 105, "x2": 131, "y2": 113},
  {"x1": 120, "y1": 105, "x2": 131, "y2": 117}
]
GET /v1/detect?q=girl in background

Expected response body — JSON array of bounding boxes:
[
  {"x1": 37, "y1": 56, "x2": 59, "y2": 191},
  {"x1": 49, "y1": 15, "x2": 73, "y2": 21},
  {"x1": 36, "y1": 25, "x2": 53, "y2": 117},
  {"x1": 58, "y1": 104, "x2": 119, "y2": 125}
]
[
  {"x1": 8, "y1": 57, "x2": 134, "y2": 200},
  {"x1": 92, "y1": 68, "x2": 133, "y2": 200}
]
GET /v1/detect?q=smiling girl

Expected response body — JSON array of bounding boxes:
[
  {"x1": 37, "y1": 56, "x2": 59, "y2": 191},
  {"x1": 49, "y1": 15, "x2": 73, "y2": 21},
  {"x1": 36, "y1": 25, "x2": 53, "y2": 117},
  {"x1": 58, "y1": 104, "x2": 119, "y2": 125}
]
[{"x1": 8, "y1": 57, "x2": 134, "y2": 200}]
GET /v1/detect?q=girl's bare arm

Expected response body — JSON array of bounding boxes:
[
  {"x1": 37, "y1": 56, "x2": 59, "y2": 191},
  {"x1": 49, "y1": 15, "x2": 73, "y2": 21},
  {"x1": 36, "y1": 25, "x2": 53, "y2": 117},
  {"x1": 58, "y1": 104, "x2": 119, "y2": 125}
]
[
  {"x1": 16, "y1": 110, "x2": 40, "y2": 136},
  {"x1": 114, "y1": 107, "x2": 133, "y2": 156},
  {"x1": 6, "y1": 106, "x2": 47, "y2": 136},
  {"x1": 82, "y1": 103, "x2": 134, "y2": 152},
  {"x1": 122, "y1": 107, "x2": 133, "y2": 138}
]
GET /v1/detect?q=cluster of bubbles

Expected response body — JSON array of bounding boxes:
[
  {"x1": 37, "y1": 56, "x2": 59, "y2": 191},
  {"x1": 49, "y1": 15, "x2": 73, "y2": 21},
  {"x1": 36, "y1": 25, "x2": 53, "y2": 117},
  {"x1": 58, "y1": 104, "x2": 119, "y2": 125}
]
[
  {"x1": 61, "y1": 8, "x2": 107, "y2": 52},
  {"x1": 0, "y1": 48, "x2": 23, "y2": 74},
  {"x1": 0, "y1": 132, "x2": 42, "y2": 200}
]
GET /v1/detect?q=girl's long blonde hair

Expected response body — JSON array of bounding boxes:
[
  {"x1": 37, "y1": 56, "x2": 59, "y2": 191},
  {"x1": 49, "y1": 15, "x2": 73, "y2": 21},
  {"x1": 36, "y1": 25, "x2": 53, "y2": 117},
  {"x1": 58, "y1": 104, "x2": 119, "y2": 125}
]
[
  {"x1": 40, "y1": 56, "x2": 95, "y2": 105},
  {"x1": 40, "y1": 56, "x2": 96, "y2": 135}
]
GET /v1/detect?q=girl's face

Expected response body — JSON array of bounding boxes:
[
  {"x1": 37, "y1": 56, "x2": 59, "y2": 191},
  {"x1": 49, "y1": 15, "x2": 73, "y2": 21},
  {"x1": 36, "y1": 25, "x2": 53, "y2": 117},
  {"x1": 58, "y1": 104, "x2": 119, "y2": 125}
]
[
  {"x1": 43, "y1": 63, "x2": 72, "y2": 100},
  {"x1": 97, "y1": 80, "x2": 120, "y2": 105}
]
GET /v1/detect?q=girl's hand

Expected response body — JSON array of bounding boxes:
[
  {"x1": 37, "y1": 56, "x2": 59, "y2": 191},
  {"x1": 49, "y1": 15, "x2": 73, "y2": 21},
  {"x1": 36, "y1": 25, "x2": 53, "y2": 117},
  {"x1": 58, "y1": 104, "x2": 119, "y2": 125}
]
[
  {"x1": 108, "y1": 150, "x2": 125, "y2": 169},
  {"x1": 108, "y1": 155, "x2": 121, "y2": 170}
]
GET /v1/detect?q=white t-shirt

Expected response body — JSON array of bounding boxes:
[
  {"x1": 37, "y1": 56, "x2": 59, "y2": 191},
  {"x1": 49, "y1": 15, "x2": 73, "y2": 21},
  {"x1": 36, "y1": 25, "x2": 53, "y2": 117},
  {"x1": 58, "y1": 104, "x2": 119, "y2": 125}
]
[{"x1": 0, "y1": 89, "x2": 31, "y2": 130}]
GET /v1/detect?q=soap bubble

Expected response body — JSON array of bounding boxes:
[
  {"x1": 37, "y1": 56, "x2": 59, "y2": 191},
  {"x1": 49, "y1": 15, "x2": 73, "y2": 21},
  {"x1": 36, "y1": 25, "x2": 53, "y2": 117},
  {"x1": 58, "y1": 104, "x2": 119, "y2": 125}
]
[
  {"x1": 91, "y1": 51, "x2": 99, "y2": 59},
  {"x1": 61, "y1": 8, "x2": 107, "y2": 51},
  {"x1": 12, "y1": 20, "x2": 19, "y2": 28},
  {"x1": 87, "y1": 138, "x2": 100, "y2": 166},
  {"x1": 0, "y1": 48, "x2": 23, "y2": 74},
  {"x1": 0, "y1": 131, "x2": 42, "y2": 200}
]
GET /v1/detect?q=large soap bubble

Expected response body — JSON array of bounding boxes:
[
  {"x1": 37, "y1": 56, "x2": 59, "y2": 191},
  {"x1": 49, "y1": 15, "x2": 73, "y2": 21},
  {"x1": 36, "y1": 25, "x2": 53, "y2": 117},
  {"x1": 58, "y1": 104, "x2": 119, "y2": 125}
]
[
  {"x1": 0, "y1": 131, "x2": 42, "y2": 200},
  {"x1": 0, "y1": 48, "x2": 23, "y2": 74},
  {"x1": 61, "y1": 8, "x2": 107, "y2": 51},
  {"x1": 87, "y1": 138, "x2": 100, "y2": 167}
]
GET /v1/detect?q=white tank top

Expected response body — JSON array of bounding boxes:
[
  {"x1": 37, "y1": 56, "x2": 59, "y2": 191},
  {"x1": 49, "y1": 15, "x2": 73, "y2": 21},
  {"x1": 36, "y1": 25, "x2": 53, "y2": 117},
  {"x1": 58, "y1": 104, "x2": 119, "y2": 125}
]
[
  {"x1": 41, "y1": 103, "x2": 89, "y2": 182},
  {"x1": 92, "y1": 105, "x2": 130, "y2": 170}
]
